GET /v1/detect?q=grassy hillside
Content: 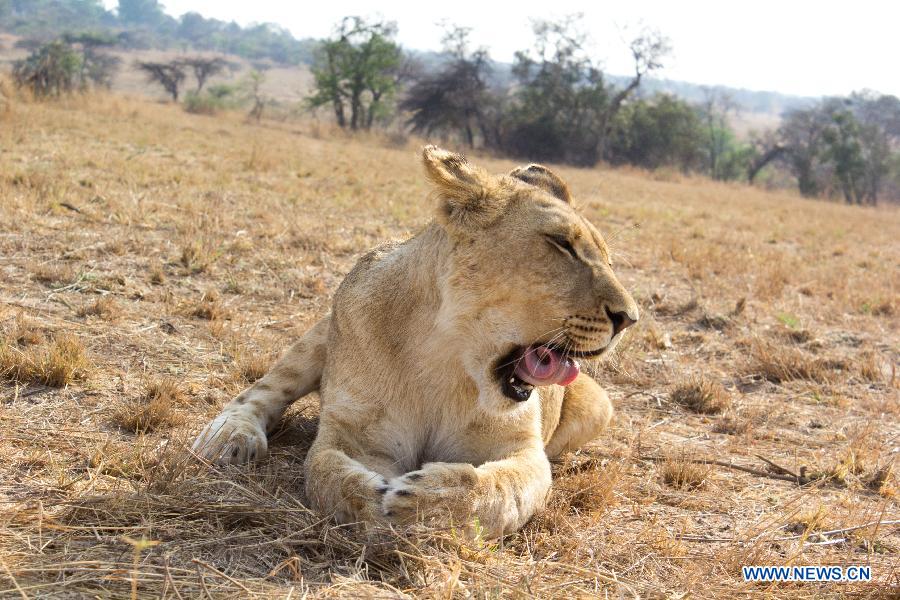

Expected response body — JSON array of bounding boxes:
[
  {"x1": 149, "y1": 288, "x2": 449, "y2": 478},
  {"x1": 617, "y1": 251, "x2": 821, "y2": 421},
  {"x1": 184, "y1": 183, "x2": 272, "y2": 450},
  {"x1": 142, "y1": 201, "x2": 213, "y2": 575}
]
[{"x1": 0, "y1": 91, "x2": 897, "y2": 598}]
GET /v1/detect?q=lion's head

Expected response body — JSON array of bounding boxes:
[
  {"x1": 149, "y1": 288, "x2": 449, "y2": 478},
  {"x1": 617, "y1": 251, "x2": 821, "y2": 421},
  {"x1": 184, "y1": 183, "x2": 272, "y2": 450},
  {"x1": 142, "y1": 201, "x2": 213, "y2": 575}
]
[{"x1": 422, "y1": 146, "x2": 639, "y2": 400}]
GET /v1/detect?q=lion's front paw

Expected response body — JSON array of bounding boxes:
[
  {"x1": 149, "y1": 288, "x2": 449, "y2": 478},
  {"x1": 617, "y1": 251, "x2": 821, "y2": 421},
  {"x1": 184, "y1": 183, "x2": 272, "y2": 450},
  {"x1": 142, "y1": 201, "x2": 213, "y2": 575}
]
[
  {"x1": 380, "y1": 462, "x2": 479, "y2": 527},
  {"x1": 192, "y1": 412, "x2": 267, "y2": 465}
]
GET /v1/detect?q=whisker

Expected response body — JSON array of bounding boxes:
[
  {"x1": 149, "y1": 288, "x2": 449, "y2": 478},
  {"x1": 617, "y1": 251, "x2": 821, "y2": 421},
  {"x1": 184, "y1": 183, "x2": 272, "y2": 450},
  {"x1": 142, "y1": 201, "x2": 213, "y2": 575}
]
[{"x1": 604, "y1": 221, "x2": 641, "y2": 248}]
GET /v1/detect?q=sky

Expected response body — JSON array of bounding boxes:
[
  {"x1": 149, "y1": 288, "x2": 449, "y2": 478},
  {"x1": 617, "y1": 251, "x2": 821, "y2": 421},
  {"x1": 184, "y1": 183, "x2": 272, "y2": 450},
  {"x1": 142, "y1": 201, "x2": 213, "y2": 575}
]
[{"x1": 102, "y1": 0, "x2": 900, "y2": 98}]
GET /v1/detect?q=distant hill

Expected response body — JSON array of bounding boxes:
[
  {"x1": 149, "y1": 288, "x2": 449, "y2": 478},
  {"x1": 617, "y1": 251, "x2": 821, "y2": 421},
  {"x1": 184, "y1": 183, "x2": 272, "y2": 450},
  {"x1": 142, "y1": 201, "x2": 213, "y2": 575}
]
[{"x1": 626, "y1": 77, "x2": 816, "y2": 116}]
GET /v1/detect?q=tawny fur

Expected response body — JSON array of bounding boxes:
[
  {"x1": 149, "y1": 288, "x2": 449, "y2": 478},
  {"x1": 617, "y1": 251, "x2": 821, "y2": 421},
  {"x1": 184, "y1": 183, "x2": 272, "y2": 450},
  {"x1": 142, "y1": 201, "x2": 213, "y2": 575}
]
[{"x1": 193, "y1": 146, "x2": 639, "y2": 538}]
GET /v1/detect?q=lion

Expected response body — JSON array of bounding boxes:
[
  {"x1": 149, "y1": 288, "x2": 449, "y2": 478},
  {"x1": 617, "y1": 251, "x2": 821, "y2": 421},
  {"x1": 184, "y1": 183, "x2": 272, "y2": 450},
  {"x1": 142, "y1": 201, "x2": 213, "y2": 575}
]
[{"x1": 193, "y1": 146, "x2": 639, "y2": 539}]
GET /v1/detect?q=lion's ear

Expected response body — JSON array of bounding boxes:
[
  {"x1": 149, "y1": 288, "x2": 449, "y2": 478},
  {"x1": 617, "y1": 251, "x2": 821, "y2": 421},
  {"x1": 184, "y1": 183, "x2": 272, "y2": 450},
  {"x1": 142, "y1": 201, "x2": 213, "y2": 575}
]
[
  {"x1": 509, "y1": 164, "x2": 572, "y2": 203},
  {"x1": 422, "y1": 145, "x2": 502, "y2": 229}
]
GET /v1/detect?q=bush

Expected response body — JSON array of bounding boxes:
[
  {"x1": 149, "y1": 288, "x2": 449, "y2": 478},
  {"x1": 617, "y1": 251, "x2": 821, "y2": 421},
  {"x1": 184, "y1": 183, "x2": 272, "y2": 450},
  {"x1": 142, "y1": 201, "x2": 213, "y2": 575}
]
[
  {"x1": 183, "y1": 90, "x2": 224, "y2": 115},
  {"x1": 13, "y1": 41, "x2": 81, "y2": 98},
  {"x1": 13, "y1": 36, "x2": 119, "y2": 99}
]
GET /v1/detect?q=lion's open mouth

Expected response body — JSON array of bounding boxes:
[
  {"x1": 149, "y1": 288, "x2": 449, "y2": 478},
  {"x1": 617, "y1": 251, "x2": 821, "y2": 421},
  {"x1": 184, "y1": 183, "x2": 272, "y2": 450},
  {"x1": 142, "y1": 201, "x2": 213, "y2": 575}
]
[{"x1": 495, "y1": 344, "x2": 581, "y2": 402}]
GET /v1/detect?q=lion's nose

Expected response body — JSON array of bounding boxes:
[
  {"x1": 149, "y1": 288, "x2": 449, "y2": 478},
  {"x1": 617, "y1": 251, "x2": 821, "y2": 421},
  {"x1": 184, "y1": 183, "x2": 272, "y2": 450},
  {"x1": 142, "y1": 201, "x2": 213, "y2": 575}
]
[{"x1": 606, "y1": 307, "x2": 637, "y2": 336}]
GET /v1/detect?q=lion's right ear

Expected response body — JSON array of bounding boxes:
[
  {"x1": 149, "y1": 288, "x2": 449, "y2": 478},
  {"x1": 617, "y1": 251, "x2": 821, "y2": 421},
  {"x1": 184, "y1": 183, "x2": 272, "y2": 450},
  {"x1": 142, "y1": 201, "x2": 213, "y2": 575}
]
[
  {"x1": 422, "y1": 145, "x2": 502, "y2": 229},
  {"x1": 509, "y1": 164, "x2": 572, "y2": 203}
]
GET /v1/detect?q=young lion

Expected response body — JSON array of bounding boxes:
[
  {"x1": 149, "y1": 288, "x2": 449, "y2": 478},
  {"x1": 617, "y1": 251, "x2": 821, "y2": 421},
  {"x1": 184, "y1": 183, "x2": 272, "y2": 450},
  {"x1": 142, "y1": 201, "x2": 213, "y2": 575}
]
[{"x1": 193, "y1": 146, "x2": 639, "y2": 538}]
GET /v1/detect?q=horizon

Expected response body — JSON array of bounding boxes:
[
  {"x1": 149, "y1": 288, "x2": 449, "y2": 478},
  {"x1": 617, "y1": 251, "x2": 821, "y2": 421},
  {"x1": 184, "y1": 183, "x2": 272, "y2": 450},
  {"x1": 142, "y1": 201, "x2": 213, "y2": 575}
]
[{"x1": 99, "y1": 0, "x2": 900, "y2": 98}]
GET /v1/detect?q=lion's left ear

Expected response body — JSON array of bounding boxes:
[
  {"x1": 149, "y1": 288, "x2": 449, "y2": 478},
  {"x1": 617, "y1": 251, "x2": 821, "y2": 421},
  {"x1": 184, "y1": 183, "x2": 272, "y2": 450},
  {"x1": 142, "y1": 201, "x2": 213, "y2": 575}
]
[
  {"x1": 509, "y1": 164, "x2": 572, "y2": 203},
  {"x1": 422, "y1": 145, "x2": 502, "y2": 229}
]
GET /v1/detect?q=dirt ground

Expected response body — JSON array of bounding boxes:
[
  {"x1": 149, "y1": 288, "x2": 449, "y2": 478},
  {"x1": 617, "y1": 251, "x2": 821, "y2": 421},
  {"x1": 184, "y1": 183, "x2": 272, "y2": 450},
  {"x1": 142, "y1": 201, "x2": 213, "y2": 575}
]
[{"x1": 0, "y1": 91, "x2": 898, "y2": 598}]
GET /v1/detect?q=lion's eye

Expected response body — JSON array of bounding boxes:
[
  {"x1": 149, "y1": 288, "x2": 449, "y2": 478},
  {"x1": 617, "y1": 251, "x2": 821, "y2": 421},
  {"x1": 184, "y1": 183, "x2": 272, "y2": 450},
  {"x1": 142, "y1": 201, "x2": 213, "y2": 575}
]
[{"x1": 546, "y1": 235, "x2": 577, "y2": 259}]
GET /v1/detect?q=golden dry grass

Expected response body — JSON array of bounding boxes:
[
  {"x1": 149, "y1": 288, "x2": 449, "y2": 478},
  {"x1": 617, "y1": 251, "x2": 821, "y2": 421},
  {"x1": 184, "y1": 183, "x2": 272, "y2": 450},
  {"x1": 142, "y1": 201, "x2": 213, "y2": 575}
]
[
  {"x1": 671, "y1": 375, "x2": 732, "y2": 414},
  {"x1": 112, "y1": 377, "x2": 187, "y2": 433},
  {"x1": 0, "y1": 88, "x2": 898, "y2": 598}
]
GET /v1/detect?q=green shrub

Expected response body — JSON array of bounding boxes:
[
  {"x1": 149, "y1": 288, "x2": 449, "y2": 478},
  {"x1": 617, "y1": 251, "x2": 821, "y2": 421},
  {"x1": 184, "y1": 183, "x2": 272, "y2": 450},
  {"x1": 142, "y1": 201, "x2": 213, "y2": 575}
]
[{"x1": 183, "y1": 90, "x2": 223, "y2": 115}]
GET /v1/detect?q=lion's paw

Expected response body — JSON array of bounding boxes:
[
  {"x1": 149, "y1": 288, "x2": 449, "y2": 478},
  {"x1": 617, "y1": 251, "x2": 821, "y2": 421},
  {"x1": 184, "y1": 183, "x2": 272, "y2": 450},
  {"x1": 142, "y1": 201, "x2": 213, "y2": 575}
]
[
  {"x1": 192, "y1": 412, "x2": 267, "y2": 465},
  {"x1": 380, "y1": 463, "x2": 479, "y2": 525}
]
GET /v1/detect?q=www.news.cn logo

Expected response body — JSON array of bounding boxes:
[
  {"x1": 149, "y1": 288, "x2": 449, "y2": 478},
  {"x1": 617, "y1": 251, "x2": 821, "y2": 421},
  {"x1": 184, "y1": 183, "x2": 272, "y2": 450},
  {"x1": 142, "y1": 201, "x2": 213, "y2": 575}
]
[{"x1": 743, "y1": 565, "x2": 872, "y2": 582}]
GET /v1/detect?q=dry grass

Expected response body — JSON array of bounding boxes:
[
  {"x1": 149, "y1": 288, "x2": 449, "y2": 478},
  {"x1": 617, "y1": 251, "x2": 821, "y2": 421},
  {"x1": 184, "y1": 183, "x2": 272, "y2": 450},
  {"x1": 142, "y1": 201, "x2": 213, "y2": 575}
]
[
  {"x1": 747, "y1": 338, "x2": 836, "y2": 383},
  {"x1": 660, "y1": 453, "x2": 711, "y2": 490},
  {"x1": 0, "y1": 331, "x2": 89, "y2": 387},
  {"x1": 231, "y1": 348, "x2": 277, "y2": 384},
  {"x1": 0, "y1": 88, "x2": 897, "y2": 597},
  {"x1": 31, "y1": 262, "x2": 75, "y2": 286},
  {"x1": 670, "y1": 375, "x2": 731, "y2": 414},
  {"x1": 76, "y1": 295, "x2": 121, "y2": 320},
  {"x1": 188, "y1": 289, "x2": 228, "y2": 321},
  {"x1": 112, "y1": 377, "x2": 186, "y2": 433}
]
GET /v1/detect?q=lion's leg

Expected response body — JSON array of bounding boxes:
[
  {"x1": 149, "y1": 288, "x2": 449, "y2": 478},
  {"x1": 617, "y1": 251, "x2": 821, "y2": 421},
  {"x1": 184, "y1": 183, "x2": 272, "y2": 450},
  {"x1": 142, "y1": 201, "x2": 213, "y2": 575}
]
[
  {"x1": 304, "y1": 427, "x2": 397, "y2": 524},
  {"x1": 192, "y1": 316, "x2": 329, "y2": 464},
  {"x1": 381, "y1": 447, "x2": 551, "y2": 539},
  {"x1": 544, "y1": 373, "x2": 613, "y2": 459}
]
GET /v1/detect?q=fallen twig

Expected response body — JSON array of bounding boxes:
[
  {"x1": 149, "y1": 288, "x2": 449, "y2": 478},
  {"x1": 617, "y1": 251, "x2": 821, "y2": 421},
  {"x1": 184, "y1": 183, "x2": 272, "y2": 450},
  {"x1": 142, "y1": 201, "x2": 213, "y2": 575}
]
[
  {"x1": 638, "y1": 454, "x2": 813, "y2": 484},
  {"x1": 59, "y1": 202, "x2": 82, "y2": 214},
  {"x1": 0, "y1": 558, "x2": 29, "y2": 600},
  {"x1": 164, "y1": 556, "x2": 185, "y2": 600},
  {"x1": 755, "y1": 453, "x2": 802, "y2": 480},
  {"x1": 191, "y1": 559, "x2": 257, "y2": 597},
  {"x1": 676, "y1": 519, "x2": 900, "y2": 545},
  {"x1": 769, "y1": 520, "x2": 900, "y2": 542}
]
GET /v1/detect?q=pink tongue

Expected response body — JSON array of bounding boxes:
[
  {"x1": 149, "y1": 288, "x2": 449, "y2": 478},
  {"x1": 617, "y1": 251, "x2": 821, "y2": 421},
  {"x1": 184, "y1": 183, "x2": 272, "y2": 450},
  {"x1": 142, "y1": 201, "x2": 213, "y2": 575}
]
[{"x1": 513, "y1": 345, "x2": 580, "y2": 387}]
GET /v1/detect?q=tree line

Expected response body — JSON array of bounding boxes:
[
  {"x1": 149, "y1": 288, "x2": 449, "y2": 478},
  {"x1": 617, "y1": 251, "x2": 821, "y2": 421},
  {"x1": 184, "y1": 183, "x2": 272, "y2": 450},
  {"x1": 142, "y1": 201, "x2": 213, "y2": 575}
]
[
  {"x1": 5, "y1": 4, "x2": 899, "y2": 204},
  {"x1": 0, "y1": 0, "x2": 315, "y2": 64}
]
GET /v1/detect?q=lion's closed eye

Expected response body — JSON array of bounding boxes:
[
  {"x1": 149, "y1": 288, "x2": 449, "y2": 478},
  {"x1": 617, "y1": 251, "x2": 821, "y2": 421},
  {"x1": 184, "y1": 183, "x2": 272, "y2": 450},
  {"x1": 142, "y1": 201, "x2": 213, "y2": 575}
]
[{"x1": 545, "y1": 234, "x2": 577, "y2": 259}]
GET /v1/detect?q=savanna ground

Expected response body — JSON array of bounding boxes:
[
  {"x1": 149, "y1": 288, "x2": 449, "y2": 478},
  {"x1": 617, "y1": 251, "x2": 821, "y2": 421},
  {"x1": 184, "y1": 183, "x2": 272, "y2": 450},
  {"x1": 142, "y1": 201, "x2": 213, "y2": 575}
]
[{"x1": 0, "y1": 87, "x2": 898, "y2": 599}]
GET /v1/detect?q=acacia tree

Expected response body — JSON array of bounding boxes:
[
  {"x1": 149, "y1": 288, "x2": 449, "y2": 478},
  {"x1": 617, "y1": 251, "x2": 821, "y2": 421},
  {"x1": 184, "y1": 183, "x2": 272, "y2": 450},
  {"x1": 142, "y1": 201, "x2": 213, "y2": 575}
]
[
  {"x1": 400, "y1": 25, "x2": 492, "y2": 147},
  {"x1": 181, "y1": 56, "x2": 228, "y2": 92},
  {"x1": 307, "y1": 17, "x2": 403, "y2": 130},
  {"x1": 137, "y1": 60, "x2": 186, "y2": 101}
]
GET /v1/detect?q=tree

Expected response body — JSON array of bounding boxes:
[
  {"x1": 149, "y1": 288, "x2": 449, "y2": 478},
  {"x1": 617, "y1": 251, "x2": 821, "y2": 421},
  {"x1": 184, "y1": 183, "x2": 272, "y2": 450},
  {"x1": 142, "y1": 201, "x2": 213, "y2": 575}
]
[
  {"x1": 117, "y1": 0, "x2": 165, "y2": 26},
  {"x1": 400, "y1": 25, "x2": 492, "y2": 147},
  {"x1": 180, "y1": 56, "x2": 228, "y2": 92},
  {"x1": 1, "y1": 0, "x2": 112, "y2": 36},
  {"x1": 136, "y1": 60, "x2": 186, "y2": 101},
  {"x1": 13, "y1": 40, "x2": 81, "y2": 97},
  {"x1": 823, "y1": 107, "x2": 868, "y2": 204},
  {"x1": 608, "y1": 94, "x2": 705, "y2": 171},
  {"x1": 307, "y1": 17, "x2": 404, "y2": 130},
  {"x1": 746, "y1": 131, "x2": 785, "y2": 183},
  {"x1": 778, "y1": 105, "x2": 831, "y2": 197},
  {"x1": 499, "y1": 16, "x2": 669, "y2": 165},
  {"x1": 698, "y1": 89, "x2": 735, "y2": 180},
  {"x1": 62, "y1": 32, "x2": 120, "y2": 88},
  {"x1": 845, "y1": 92, "x2": 900, "y2": 204},
  {"x1": 244, "y1": 69, "x2": 267, "y2": 122},
  {"x1": 596, "y1": 29, "x2": 670, "y2": 157},
  {"x1": 773, "y1": 93, "x2": 900, "y2": 204},
  {"x1": 13, "y1": 34, "x2": 121, "y2": 97}
]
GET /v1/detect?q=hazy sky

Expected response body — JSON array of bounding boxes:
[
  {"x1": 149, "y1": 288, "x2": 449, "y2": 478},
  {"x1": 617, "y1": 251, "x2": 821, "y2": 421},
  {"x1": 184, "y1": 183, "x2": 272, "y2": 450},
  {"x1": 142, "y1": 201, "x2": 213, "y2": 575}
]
[{"x1": 102, "y1": 0, "x2": 900, "y2": 97}]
